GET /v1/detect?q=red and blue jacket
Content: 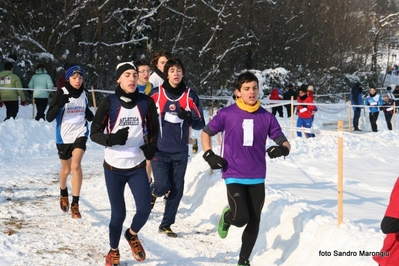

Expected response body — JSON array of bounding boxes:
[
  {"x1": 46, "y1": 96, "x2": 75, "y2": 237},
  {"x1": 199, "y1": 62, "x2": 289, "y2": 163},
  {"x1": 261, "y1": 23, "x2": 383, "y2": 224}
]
[
  {"x1": 150, "y1": 84, "x2": 204, "y2": 153},
  {"x1": 297, "y1": 95, "x2": 316, "y2": 119}
]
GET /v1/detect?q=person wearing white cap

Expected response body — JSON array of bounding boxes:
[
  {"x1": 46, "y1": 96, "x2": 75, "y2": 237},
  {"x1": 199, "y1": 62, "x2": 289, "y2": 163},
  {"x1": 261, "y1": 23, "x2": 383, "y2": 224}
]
[{"x1": 90, "y1": 60, "x2": 159, "y2": 266}]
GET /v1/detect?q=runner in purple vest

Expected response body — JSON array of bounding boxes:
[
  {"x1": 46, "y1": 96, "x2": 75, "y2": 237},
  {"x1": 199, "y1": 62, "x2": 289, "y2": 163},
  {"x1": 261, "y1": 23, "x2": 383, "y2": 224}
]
[{"x1": 201, "y1": 71, "x2": 291, "y2": 266}]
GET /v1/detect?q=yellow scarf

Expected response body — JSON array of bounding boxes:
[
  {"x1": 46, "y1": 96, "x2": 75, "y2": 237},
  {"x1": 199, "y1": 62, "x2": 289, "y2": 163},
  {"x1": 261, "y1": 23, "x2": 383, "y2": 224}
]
[{"x1": 236, "y1": 98, "x2": 261, "y2": 113}]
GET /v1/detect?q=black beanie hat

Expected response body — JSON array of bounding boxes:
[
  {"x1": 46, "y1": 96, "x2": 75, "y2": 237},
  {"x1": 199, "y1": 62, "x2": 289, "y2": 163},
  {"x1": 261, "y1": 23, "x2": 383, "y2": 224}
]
[
  {"x1": 116, "y1": 60, "x2": 137, "y2": 78},
  {"x1": 299, "y1": 84, "x2": 308, "y2": 93}
]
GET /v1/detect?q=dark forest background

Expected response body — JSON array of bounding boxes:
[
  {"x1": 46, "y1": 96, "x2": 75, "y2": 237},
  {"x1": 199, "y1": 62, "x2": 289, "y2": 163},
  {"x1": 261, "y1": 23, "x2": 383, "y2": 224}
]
[{"x1": 1, "y1": 0, "x2": 399, "y2": 99}]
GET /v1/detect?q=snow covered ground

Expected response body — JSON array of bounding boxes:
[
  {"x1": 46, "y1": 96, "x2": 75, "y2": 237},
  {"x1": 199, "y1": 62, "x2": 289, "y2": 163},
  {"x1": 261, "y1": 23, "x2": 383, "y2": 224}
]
[{"x1": 0, "y1": 101, "x2": 398, "y2": 266}]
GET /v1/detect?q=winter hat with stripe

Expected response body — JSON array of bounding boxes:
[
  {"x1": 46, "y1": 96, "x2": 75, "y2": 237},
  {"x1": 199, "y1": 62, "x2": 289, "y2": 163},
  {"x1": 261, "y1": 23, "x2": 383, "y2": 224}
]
[
  {"x1": 65, "y1": 65, "x2": 85, "y2": 80},
  {"x1": 116, "y1": 60, "x2": 137, "y2": 78}
]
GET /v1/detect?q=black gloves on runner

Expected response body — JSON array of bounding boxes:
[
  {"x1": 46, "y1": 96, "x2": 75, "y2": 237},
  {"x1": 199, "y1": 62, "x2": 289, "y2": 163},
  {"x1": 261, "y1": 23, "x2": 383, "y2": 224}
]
[
  {"x1": 58, "y1": 94, "x2": 70, "y2": 107},
  {"x1": 178, "y1": 108, "x2": 193, "y2": 125},
  {"x1": 140, "y1": 143, "x2": 158, "y2": 160},
  {"x1": 85, "y1": 109, "x2": 94, "y2": 122},
  {"x1": 108, "y1": 127, "x2": 129, "y2": 146},
  {"x1": 267, "y1": 145, "x2": 289, "y2": 159},
  {"x1": 203, "y1": 149, "x2": 227, "y2": 169}
]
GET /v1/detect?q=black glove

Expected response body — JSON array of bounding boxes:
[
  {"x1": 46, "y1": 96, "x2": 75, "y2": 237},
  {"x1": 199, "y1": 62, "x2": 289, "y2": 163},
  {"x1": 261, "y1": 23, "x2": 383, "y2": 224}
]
[
  {"x1": 178, "y1": 108, "x2": 193, "y2": 124},
  {"x1": 203, "y1": 149, "x2": 227, "y2": 169},
  {"x1": 140, "y1": 143, "x2": 158, "y2": 160},
  {"x1": 267, "y1": 145, "x2": 289, "y2": 159},
  {"x1": 58, "y1": 94, "x2": 70, "y2": 107},
  {"x1": 85, "y1": 109, "x2": 94, "y2": 122},
  {"x1": 108, "y1": 127, "x2": 129, "y2": 146}
]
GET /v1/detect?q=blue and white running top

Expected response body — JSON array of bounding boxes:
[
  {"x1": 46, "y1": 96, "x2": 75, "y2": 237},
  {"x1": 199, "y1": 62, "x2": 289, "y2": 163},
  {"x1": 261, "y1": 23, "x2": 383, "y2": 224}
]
[
  {"x1": 104, "y1": 95, "x2": 146, "y2": 169},
  {"x1": 55, "y1": 87, "x2": 90, "y2": 144}
]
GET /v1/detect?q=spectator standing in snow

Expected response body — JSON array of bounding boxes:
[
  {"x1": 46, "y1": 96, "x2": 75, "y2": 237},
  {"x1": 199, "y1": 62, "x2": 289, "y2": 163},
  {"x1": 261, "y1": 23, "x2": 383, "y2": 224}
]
[
  {"x1": 296, "y1": 85, "x2": 316, "y2": 138},
  {"x1": 90, "y1": 60, "x2": 159, "y2": 265},
  {"x1": 388, "y1": 65, "x2": 393, "y2": 75},
  {"x1": 306, "y1": 85, "x2": 317, "y2": 137},
  {"x1": 28, "y1": 63, "x2": 54, "y2": 121},
  {"x1": 0, "y1": 62, "x2": 26, "y2": 120},
  {"x1": 380, "y1": 94, "x2": 395, "y2": 130},
  {"x1": 283, "y1": 83, "x2": 297, "y2": 118},
  {"x1": 0, "y1": 54, "x2": 28, "y2": 88},
  {"x1": 394, "y1": 64, "x2": 399, "y2": 75},
  {"x1": 364, "y1": 86, "x2": 383, "y2": 132},
  {"x1": 269, "y1": 86, "x2": 284, "y2": 117},
  {"x1": 201, "y1": 71, "x2": 290, "y2": 266},
  {"x1": 46, "y1": 64, "x2": 94, "y2": 219},
  {"x1": 350, "y1": 82, "x2": 363, "y2": 131}
]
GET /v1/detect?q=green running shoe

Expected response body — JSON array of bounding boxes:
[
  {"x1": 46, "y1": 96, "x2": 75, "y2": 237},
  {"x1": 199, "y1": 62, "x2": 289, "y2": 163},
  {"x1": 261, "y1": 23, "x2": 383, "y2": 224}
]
[
  {"x1": 237, "y1": 260, "x2": 251, "y2": 266},
  {"x1": 218, "y1": 206, "x2": 231, "y2": 239}
]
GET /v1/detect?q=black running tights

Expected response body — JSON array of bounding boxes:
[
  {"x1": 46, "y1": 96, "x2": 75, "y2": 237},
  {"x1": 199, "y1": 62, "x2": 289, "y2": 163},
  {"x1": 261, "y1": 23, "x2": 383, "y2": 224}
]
[{"x1": 225, "y1": 183, "x2": 265, "y2": 261}]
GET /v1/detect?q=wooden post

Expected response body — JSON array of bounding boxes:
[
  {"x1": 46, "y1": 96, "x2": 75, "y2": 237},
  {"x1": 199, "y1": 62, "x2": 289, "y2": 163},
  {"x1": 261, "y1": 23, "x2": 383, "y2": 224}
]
[
  {"x1": 91, "y1": 85, "x2": 97, "y2": 113},
  {"x1": 290, "y1": 96, "x2": 294, "y2": 139},
  {"x1": 337, "y1": 120, "x2": 344, "y2": 226}
]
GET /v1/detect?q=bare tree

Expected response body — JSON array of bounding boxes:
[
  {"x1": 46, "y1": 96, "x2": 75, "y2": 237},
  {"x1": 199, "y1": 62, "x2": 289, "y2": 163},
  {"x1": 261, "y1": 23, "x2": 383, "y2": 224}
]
[{"x1": 0, "y1": 0, "x2": 393, "y2": 97}]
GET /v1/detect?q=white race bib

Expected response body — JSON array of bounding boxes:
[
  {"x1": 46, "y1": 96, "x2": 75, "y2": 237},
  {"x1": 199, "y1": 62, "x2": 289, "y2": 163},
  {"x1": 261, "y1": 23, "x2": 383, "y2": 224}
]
[
  {"x1": 164, "y1": 112, "x2": 184, "y2": 124},
  {"x1": 242, "y1": 119, "x2": 254, "y2": 146}
]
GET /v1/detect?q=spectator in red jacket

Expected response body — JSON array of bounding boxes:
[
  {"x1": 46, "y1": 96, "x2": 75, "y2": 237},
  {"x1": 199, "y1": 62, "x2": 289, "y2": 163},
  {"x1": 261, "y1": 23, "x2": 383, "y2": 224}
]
[
  {"x1": 269, "y1": 87, "x2": 284, "y2": 117},
  {"x1": 296, "y1": 85, "x2": 316, "y2": 138},
  {"x1": 307, "y1": 85, "x2": 318, "y2": 123}
]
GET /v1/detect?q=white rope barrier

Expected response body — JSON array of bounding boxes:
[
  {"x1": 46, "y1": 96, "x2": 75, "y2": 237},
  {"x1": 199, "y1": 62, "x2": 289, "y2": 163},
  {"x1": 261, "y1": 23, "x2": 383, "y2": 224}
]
[
  {"x1": 0, "y1": 86, "x2": 383, "y2": 110},
  {"x1": 282, "y1": 125, "x2": 399, "y2": 145}
]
